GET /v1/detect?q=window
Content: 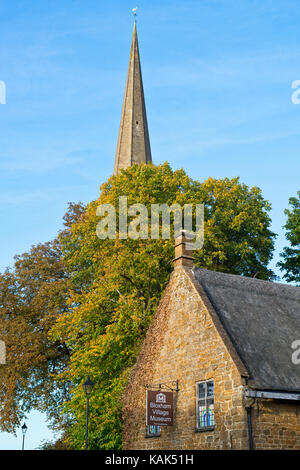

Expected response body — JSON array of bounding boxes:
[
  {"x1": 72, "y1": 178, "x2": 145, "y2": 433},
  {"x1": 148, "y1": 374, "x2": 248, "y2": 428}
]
[
  {"x1": 146, "y1": 425, "x2": 161, "y2": 438},
  {"x1": 196, "y1": 380, "x2": 215, "y2": 430}
]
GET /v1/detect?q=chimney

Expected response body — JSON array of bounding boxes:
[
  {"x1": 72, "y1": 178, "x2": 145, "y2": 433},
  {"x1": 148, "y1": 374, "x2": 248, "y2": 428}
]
[{"x1": 173, "y1": 230, "x2": 195, "y2": 269}]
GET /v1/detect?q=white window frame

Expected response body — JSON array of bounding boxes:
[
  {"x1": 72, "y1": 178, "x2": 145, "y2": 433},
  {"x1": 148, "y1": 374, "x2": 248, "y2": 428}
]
[{"x1": 196, "y1": 379, "x2": 215, "y2": 431}]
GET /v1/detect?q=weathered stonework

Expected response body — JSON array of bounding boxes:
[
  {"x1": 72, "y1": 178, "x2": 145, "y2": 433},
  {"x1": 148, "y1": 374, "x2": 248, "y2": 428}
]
[
  {"x1": 122, "y1": 265, "x2": 300, "y2": 450},
  {"x1": 122, "y1": 266, "x2": 249, "y2": 450},
  {"x1": 250, "y1": 400, "x2": 300, "y2": 449}
]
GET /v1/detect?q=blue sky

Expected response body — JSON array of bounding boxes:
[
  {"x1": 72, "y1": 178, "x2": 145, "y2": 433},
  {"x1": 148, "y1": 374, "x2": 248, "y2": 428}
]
[{"x1": 0, "y1": 0, "x2": 299, "y2": 449}]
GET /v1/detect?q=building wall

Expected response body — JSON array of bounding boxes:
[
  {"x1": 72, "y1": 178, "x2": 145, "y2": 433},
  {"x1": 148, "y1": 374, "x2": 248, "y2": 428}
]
[
  {"x1": 251, "y1": 399, "x2": 300, "y2": 449},
  {"x1": 122, "y1": 266, "x2": 249, "y2": 450}
]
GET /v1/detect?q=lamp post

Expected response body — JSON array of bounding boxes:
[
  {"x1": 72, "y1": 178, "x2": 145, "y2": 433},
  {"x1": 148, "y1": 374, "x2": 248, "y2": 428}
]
[
  {"x1": 83, "y1": 376, "x2": 94, "y2": 450},
  {"x1": 21, "y1": 423, "x2": 27, "y2": 450}
]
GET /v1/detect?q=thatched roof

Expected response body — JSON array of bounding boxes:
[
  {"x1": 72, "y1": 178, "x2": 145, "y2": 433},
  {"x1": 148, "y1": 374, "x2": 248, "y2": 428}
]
[{"x1": 194, "y1": 268, "x2": 300, "y2": 392}]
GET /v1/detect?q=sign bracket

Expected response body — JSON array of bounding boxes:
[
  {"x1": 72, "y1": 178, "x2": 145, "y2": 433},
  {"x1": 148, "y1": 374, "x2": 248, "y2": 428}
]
[{"x1": 144, "y1": 380, "x2": 180, "y2": 392}]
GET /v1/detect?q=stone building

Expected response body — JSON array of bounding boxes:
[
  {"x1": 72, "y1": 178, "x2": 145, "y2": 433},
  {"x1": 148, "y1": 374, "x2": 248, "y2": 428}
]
[
  {"x1": 122, "y1": 233, "x2": 300, "y2": 450},
  {"x1": 114, "y1": 22, "x2": 300, "y2": 450}
]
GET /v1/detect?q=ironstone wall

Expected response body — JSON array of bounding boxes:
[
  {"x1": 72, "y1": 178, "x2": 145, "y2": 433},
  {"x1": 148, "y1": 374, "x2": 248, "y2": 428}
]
[
  {"x1": 122, "y1": 267, "x2": 249, "y2": 450},
  {"x1": 251, "y1": 400, "x2": 300, "y2": 449},
  {"x1": 122, "y1": 266, "x2": 300, "y2": 450}
]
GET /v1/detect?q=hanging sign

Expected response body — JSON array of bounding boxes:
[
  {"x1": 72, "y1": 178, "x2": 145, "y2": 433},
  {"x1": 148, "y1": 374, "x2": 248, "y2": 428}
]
[{"x1": 146, "y1": 390, "x2": 174, "y2": 427}]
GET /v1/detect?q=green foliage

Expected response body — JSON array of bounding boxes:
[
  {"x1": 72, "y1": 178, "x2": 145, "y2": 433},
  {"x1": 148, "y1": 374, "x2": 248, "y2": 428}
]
[
  {"x1": 278, "y1": 191, "x2": 300, "y2": 284},
  {"x1": 195, "y1": 176, "x2": 276, "y2": 279},
  {"x1": 0, "y1": 203, "x2": 85, "y2": 435},
  {"x1": 38, "y1": 434, "x2": 71, "y2": 450},
  {"x1": 50, "y1": 162, "x2": 276, "y2": 449}
]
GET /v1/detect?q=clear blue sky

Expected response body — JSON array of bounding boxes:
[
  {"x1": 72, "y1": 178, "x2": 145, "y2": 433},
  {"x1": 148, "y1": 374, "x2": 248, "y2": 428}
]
[{"x1": 0, "y1": 0, "x2": 299, "y2": 449}]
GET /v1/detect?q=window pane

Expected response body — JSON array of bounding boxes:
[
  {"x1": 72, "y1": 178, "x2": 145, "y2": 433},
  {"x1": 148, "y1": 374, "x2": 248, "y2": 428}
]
[
  {"x1": 148, "y1": 425, "x2": 161, "y2": 436},
  {"x1": 198, "y1": 400, "x2": 207, "y2": 427},
  {"x1": 196, "y1": 381, "x2": 215, "y2": 429},
  {"x1": 197, "y1": 382, "x2": 206, "y2": 398},
  {"x1": 207, "y1": 381, "x2": 214, "y2": 397},
  {"x1": 206, "y1": 399, "x2": 215, "y2": 426}
]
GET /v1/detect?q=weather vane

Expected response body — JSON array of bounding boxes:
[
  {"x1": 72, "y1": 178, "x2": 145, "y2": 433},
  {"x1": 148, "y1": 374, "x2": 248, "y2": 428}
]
[{"x1": 132, "y1": 7, "x2": 138, "y2": 19}]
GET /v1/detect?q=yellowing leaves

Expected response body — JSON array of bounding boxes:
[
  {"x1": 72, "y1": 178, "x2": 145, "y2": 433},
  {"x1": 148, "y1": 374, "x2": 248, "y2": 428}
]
[{"x1": 46, "y1": 163, "x2": 276, "y2": 448}]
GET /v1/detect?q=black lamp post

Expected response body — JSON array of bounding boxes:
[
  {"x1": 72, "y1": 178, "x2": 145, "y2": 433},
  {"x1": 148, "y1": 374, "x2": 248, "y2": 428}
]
[
  {"x1": 21, "y1": 423, "x2": 27, "y2": 450},
  {"x1": 83, "y1": 376, "x2": 94, "y2": 450}
]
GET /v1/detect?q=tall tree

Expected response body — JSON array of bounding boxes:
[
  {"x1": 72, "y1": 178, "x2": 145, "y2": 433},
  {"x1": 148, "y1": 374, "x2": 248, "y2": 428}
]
[
  {"x1": 0, "y1": 202, "x2": 85, "y2": 434},
  {"x1": 278, "y1": 191, "x2": 300, "y2": 284},
  {"x1": 50, "y1": 162, "x2": 276, "y2": 449}
]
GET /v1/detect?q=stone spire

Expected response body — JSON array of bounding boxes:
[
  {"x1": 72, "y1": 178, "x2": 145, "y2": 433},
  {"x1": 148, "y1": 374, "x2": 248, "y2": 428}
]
[{"x1": 113, "y1": 21, "x2": 152, "y2": 175}]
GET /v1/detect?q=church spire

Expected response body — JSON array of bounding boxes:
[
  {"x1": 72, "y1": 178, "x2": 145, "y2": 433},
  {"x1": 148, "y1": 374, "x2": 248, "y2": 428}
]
[{"x1": 113, "y1": 20, "x2": 152, "y2": 175}]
